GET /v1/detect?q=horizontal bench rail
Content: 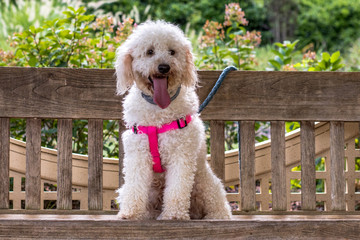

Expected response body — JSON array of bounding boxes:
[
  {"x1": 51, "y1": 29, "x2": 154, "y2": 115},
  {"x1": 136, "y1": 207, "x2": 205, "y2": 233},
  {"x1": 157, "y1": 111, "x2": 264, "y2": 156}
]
[
  {"x1": 1, "y1": 214, "x2": 360, "y2": 239},
  {"x1": 1, "y1": 67, "x2": 360, "y2": 121}
]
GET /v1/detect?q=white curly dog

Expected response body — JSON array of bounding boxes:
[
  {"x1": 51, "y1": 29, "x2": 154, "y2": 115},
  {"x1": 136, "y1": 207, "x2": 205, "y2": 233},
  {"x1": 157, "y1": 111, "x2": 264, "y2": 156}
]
[{"x1": 115, "y1": 20, "x2": 231, "y2": 220}]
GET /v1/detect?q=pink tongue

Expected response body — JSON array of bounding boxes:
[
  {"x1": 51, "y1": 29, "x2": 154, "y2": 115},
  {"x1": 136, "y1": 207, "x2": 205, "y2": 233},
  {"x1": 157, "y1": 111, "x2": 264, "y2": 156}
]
[{"x1": 153, "y1": 77, "x2": 171, "y2": 109}]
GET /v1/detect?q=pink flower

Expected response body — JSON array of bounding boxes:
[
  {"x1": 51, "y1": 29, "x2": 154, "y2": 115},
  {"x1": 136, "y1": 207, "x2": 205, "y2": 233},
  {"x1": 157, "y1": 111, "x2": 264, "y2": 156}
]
[
  {"x1": 303, "y1": 50, "x2": 316, "y2": 61},
  {"x1": 199, "y1": 20, "x2": 224, "y2": 48},
  {"x1": 224, "y1": 3, "x2": 248, "y2": 27}
]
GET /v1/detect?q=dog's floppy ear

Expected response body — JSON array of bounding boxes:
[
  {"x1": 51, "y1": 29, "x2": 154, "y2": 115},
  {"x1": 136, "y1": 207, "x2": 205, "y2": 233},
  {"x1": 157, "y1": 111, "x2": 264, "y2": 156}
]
[
  {"x1": 115, "y1": 46, "x2": 134, "y2": 95},
  {"x1": 182, "y1": 49, "x2": 198, "y2": 88}
]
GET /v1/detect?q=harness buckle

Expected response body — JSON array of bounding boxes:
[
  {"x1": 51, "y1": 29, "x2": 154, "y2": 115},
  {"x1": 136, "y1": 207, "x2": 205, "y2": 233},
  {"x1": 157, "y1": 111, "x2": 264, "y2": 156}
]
[
  {"x1": 177, "y1": 117, "x2": 188, "y2": 129},
  {"x1": 133, "y1": 126, "x2": 138, "y2": 134}
]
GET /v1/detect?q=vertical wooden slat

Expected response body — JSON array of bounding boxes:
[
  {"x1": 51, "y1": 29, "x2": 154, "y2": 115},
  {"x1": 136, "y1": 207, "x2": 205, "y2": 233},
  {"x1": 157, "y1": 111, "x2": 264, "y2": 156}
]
[
  {"x1": 57, "y1": 119, "x2": 73, "y2": 210},
  {"x1": 301, "y1": 121, "x2": 316, "y2": 210},
  {"x1": 88, "y1": 119, "x2": 103, "y2": 210},
  {"x1": 118, "y1": 120, "x2": 126, "y2": 188},
  {"x1": 239, "y1": 121, "x2": 255, "y2": 211},
  {"x1": 210, "y1": 120, "x2": 225, "y2": 181},
  {"x1": 0, "y1": 118, "x2": 10, "y2": 209},
  {"x1": 330, "y1": 121, "x2": 346, "y2": 211},
  {"x1": 25, "y1": 118, "x2": 41, "y2": 210},
  {"x1": 271, "y1": 121, "x2": 286, "y2": 211}
]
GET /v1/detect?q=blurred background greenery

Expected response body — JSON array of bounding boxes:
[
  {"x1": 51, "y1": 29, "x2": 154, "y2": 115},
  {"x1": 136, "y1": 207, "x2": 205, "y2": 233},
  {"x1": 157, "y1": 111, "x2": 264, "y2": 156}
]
[{"x1": 0, "y1": 0, "x2": 359, "y2": 158}]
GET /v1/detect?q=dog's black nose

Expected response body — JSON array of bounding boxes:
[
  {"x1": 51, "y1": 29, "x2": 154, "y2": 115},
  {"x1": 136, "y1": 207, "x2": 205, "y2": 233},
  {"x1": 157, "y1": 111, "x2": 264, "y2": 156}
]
[{"x1": 158, "y1": 64, "x2": 170, "y2": 74}]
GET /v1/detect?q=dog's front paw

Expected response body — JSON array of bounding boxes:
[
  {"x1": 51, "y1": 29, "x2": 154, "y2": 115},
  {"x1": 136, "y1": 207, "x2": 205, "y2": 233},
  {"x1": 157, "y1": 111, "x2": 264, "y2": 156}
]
[{"x1": 157, "y1": 211, "x2": 190, "y2": 221}]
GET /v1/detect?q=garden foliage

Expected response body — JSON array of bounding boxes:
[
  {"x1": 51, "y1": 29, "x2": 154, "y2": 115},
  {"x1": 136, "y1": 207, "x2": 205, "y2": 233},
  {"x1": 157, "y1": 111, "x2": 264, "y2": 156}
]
[
  {"x1": 296, "y1": 0, "x2": 360, "y2": 52},
  {"x1": 268, "y1": 40, "x2": 345, "y2": 72},
  {"x1": 197, "y1": 3, "x2": 261, "y2": 70},
  {"x1": 2, "y1": 6, "x2": 135, "y2": 157}
]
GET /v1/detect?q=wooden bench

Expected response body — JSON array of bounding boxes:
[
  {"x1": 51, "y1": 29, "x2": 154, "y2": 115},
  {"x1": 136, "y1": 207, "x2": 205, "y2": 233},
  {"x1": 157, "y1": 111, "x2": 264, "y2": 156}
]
[{"x1": 0, "y1": 67, "x2": 360, "y2": 239}]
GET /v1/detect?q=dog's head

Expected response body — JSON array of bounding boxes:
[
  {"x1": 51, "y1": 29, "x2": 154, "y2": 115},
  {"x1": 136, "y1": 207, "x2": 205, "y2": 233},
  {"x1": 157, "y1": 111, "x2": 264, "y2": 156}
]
[{"x1": 115, "y1": 20, "x2": 197, "y2": 109}]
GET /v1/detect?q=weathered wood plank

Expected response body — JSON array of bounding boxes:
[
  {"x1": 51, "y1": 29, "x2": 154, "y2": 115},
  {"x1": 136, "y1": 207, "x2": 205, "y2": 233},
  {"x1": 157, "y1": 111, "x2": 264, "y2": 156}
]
[
  {"x1": 0, "y1": 118, "x2": 10, "y2": 209},
  {"x1": 57, "y1": 119, "x2": 73, "y2": 210},
  {"x1": 1, "y1": 215, "x2": 360, "y2": 239},
  {"x1": 88, "y1": 119, "x2": 103, "y2": 210},
  {"x1": 271, "y1": 121, "x2": 286, "y2": 211},
  {"x1": 1, "y1": 67, "x2": 360, "y2": 121},
  {"x1": 210, "y1": 120, "x2": 225, "y2": 181},
  {"x1": 197, "y1": 71, "x2": 360, "y2": 121},
  {"x1": 118, "y1": 120, "x2": 126, "y2": 188},
  {"x1": 0, "y1": 67, "x2": 122, "y2": 119},
  {"x1": 239, "y1": 121, "x2": 255, "y2": 211},
  {"x1": 330, "y1": 121, "x2": 346, "y2": 211},
  {"x1": 300, "y1": 121, "x2": 316, "y2": 211},
  {"x1": 25, "y1": 118, "x2": 42, "y2": 210}
]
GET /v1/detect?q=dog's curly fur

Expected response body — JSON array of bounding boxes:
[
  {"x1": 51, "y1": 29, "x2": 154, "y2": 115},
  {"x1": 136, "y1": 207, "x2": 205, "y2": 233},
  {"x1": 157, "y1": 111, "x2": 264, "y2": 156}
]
[{"x1": 115, "y1": 20, "x2": 231, "y2": 220}]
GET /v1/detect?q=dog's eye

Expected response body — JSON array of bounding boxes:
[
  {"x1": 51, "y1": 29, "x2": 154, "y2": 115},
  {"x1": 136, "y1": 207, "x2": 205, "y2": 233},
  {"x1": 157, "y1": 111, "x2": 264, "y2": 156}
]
[
  {"x1": 147, "y1": 49, "x2": 154, "y2": 56},
  {"x1": 169, "y1": 50, "x2": 175, "y2": 55}
]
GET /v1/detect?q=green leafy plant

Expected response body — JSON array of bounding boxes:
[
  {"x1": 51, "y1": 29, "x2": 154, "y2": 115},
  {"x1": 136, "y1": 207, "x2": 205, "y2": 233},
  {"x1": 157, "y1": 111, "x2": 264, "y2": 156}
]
[
  {"x1": 296, "y1": 0, "x2": 360, "y2": 52},
  {"x1": 294, "y1": 51, "x2": 345, "y2": 71},
  {"x1": 5, "y1": 6, "x2": 134, "y2": 68},
  {"x1": 197, "y1": 3, "x2": 261, "y2": 70},
  {"x1": 2, "y1": 6, "x2": 135, "y2": 158},
  {"x1": 268, "y1": 40, "x2": 299, "y2": 71}
]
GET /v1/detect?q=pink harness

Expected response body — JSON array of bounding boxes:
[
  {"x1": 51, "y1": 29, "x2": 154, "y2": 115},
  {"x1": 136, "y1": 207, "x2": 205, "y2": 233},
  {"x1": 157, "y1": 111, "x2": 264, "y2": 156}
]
[{"x1": 132, "y1": 115, "x2": 192, "y2": 173}]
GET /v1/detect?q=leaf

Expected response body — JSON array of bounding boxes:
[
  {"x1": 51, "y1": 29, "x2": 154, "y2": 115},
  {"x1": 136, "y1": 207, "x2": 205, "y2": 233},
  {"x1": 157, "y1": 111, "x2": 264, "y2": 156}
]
[
  {"x1": 308, "y1": 67, "x2": 315, "y2": 72},
  {"x1": 70, "y1": 59, "x2": 80, "y2": 66},
  {"x1": 283, "y1": 57, "x2": 292, "y2": 65},
  {"x1": 269, "y1": 60, "x2": 281, "y2": 71},
  {"x1": 271, "y1": 49, "x2": 284, "y2": 60},
  {"x1": 274, "y1": 42, "x2": 284, "y2": 48},
  {"x1": 330, "y1": 51, "x2": 341, "y2": 63},
  {"x1": 75, "y1": 6, "x2": 86, "y2": 14},
  {"x1": 331, "y1": 60, "x2": 345, "y2": 71},
  {"x1": 321, "y1": 52, "x2": 330, "y2": 62},
  {"x1": 56, "y1": 19, "x2": 71, "y2": 27},
  {"x1": 317, "y1": 60, "x2": 326, "y2": 70},
  {"x1": 29, "y1": 25, "x2": 36, "y2": 33},
  {"x1": 28, "y1": 56, "x2": 37, "y2": 67},
  {"x1": 58, "y1": 30, "x2": 71, "y2": 38},
  {"x1": 278, "y1": 47, "x2": 286, "y2": 56},
  {"x1": 67, "y1": 6, "x2": 76, "y2": 12},
  {"x1": 274, "y1": 55, "x2": 284, "y2": 65},
  {"x1": 285, "y1": 48, "x2": 294, "y2": 56},
  {"x1": 285, "y1": 122, "x2": 300, "y2": 132},
  {"x1": 62, "y1": 10, "x2": 75, "y2": 18},
  {"x1": 26, "y1": 37, "x2": 34, "y2": 43},
  {"x1": 211, "y1": 45, "x2": 219, "y2": 54},
  {"x1": 78, "y1": 15, "x2": 94, "y2": 23},
  {"x1": 106, "y1": 52, "x2": 116, "y2": 59},
  {"x1": 288, "y1": 40, "x2": 299, "y2": 49},
  {"x1": 232, "y1": 30, "x2": 244, "y2": 36}
]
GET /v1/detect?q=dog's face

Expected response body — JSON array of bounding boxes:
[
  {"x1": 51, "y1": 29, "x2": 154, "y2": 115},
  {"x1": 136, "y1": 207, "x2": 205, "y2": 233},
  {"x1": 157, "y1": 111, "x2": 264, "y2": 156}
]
[{"x1": 115, "y1": 21, "x2": 197, "y2": 109}]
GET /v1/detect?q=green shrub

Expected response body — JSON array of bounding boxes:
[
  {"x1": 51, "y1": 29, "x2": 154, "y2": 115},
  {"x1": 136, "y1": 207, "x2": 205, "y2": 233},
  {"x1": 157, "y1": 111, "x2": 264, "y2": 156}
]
[
  {"x1": 197, "y1": 3, "x2": 261, "y2": 70},
  {"x1": 4, "y1": 6, "x2": 134, "y2": 68},
  {"x1": 0, "y1": 0, "x2": 68, "y2": 50},
  {"x1": 268, "y1": 39, "x2": 345, "y2": 72},
  {"x1": 296, "y1": 0, "x2": 360, "y2": 52},
  {"x1": 2, "y1": 6, "x2": 135, "y2": 158}
]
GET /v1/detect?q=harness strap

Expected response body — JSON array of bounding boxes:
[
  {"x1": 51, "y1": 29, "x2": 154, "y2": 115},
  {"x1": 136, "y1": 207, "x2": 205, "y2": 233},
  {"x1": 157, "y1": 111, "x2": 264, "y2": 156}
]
[{"x1": 132, "y1": 115, "x2": 192, "y2": 173}]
